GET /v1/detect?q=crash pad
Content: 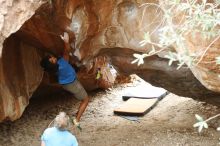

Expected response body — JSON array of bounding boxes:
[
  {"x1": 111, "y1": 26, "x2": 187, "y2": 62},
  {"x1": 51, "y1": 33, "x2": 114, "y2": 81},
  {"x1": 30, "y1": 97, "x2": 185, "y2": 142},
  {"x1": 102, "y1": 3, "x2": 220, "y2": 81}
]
[
  {"x1": 122, "y1": 91, "x2": 168, "y2": 101},
  {"x1": 114, "y1": 98, "x2": 160, "y2": 116},
  {"x1": 122, "y1": 82, "x2": 167, "y2": 101}
]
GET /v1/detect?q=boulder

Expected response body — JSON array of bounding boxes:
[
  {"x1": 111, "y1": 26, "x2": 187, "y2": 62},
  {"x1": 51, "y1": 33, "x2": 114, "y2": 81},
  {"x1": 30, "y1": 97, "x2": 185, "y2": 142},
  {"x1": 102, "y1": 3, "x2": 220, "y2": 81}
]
[
  {"x1": 0, "y1": 0, "x2": 45, "y2": 56},
  {"x1": 0, "y1": 35, "x2": 43, "y2": 121}
]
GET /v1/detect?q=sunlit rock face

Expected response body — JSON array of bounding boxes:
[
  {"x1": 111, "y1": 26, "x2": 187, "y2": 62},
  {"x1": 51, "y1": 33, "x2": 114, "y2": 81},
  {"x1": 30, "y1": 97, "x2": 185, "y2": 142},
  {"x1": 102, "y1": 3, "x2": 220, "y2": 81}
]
[
  {"x1": 0, "y1": 0, "x2": 220, "y2": 121},
  {"x1": 0, "y1": 0, "x2": 46, "y2": 56},
  {"x1": 185, "y1": 33, "x2": 220, "y2": 93}
]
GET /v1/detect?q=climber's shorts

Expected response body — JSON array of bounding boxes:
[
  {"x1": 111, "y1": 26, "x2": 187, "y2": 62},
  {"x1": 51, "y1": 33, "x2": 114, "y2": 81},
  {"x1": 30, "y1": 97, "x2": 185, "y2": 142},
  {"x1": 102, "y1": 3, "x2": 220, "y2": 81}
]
[{"x1": 62, "y1": 79, "x2": 88, "y2": 100}]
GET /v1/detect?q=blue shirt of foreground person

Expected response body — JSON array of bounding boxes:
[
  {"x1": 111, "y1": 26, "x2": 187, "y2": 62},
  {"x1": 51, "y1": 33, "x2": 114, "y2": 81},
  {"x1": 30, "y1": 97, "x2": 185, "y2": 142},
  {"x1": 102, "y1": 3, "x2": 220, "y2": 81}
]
[{"x1": 41, "y1": 112, "x2": 78, "y2": 146}]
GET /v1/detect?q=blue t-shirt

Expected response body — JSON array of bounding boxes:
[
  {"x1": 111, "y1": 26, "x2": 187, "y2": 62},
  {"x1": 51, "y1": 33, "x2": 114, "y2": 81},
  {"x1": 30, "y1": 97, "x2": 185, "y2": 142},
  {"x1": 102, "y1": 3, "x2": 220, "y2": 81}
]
[
  {"x1": 57, "y1": 58, "x2": 76, "y2": 84},
  {"x1": 41, "y1": 127, "x2": 78, "y2": 146}
]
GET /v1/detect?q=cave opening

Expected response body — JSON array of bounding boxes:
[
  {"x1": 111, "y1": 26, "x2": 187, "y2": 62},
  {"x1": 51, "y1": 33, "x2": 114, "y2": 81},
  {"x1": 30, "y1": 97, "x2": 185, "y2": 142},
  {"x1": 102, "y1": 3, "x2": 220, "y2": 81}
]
[{"x1": 1, "y1": 0, "x2": 220, "y2": 145}]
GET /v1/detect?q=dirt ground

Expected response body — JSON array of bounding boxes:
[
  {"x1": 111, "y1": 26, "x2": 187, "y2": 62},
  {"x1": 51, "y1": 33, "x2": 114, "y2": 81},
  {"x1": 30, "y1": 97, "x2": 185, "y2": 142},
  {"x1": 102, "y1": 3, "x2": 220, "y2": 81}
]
[{"x1": 1, "y1": 76, "x2": 220, "y2": 146}]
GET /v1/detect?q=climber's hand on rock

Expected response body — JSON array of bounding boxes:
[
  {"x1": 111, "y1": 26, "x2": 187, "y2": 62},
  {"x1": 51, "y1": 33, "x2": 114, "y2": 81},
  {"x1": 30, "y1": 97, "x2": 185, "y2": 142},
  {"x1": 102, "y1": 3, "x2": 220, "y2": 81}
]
[{"x1": 60, "y1": 32, "x2": 69, "y2": 43}]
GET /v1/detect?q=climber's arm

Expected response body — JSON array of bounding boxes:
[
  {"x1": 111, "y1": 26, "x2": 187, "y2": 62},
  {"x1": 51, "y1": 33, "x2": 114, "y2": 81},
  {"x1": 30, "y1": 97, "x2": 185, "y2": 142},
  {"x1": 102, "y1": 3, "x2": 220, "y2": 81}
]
[
  {"x1": 63, "y1": 41, "x2": 71, "y2": 61},
  {"x1": 61, "y1": 32, "x2": 71, "y2": 61}
]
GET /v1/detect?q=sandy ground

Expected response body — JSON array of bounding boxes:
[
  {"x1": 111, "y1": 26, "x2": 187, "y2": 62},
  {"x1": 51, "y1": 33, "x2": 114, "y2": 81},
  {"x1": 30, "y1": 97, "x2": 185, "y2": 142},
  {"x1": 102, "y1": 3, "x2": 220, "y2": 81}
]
[{"x1": 0, "y1": 76, "x2": 220, "y2": 146}]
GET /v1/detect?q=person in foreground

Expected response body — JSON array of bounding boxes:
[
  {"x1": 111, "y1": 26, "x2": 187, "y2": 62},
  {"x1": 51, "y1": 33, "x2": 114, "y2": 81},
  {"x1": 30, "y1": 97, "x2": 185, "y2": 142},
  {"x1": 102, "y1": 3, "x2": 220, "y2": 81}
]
[
  {"x1": 40, "y1": 32, "x2": 89, "y2": 127},
  {"x1": 41, "y1": 112, "x2": 78, "y2": 146}
]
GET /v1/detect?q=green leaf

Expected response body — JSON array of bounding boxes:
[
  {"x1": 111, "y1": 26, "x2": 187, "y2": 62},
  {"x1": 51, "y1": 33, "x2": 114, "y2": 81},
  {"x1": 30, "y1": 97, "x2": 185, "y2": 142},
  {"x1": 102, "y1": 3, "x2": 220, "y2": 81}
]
[
  {"x1": 198, "y1": 124, "x2": 203, "y2": 133},
  {"x1": 177, "y1": 61, "x2": 185, "y2": 70},
  {"x1": 165, "y1": 52, "x2": 179, "y2": 66},
  {"x1": 203, "y1": 122, "x2": 208, "y2": 129},
  {"x1": 132, "y1": 53, "x2": 145, "y2": 66},
  {"x1": 133, "y1": 54, "x2": 140, "y2": 58},
  {"x1": 193, "y1": 121, "x2": 208, "y2": 133},
  {"x1": 168, "y1": 59, "x2": 173, "y2": 66},
  {"x1": 193, "y1": 122, "x2": 202, "y2": 128},
  {"x1": 137, "y1": 58, "x2": 144, "y2": 66},
  {"x1": 131, "y1": 59, "x2": 138, "y2": 64},
  {"x1": 195, "y1": 114, "x2": 204, "y2": 122},
  {"x1": 139, "y1": 40, "x2": 147, "y2": 47}
]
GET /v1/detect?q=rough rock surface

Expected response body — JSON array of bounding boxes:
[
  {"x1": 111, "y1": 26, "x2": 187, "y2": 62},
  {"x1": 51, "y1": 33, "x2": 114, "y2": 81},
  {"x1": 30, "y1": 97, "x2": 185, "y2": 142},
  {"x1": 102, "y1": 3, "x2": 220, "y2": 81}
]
[
  {"x1": 0, "y1": 35, "x2": 43, "y2": 121},
  {"x1": 186, "y1": 34, "x2": 220, "y2": 93},
  {"x1": 0, "y1": 0, "x2": 46, "y2": 55},
  {"x1": 0, "y1": 0, "x2": 220, "y2": 121}
]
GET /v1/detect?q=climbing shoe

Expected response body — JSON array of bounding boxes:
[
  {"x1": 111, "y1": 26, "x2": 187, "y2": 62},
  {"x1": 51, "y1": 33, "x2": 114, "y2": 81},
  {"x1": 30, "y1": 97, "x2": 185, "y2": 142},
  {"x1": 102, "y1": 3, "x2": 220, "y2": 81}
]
[{"x1": 72, "y1": 118, "x2": 82, "y2": 131}]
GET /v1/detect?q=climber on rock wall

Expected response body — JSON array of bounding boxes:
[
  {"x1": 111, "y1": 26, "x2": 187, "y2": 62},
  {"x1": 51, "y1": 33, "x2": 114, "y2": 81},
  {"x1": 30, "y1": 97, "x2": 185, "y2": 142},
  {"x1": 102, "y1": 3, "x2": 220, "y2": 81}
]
[{"x1": 40, "y1": 32, "x2": 89, "y2": 129}]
